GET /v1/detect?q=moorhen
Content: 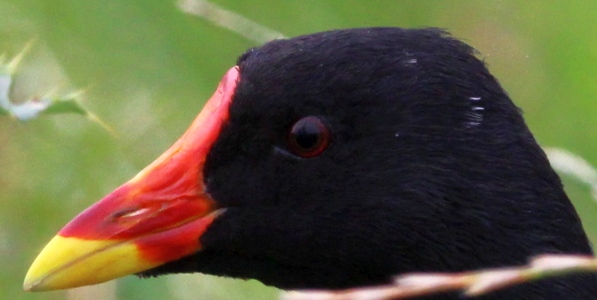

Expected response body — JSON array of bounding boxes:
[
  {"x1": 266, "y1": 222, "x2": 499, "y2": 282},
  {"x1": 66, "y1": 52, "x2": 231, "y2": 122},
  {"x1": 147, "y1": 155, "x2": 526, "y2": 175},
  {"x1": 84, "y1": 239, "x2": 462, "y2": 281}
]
[{"x1": 24, "y1": 27, "x2": 597, "y2": 299}]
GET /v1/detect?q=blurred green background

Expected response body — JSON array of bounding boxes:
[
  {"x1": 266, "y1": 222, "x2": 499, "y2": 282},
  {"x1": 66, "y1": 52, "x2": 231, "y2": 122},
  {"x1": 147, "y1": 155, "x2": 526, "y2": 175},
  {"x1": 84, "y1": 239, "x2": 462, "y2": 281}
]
[{"x1": 1, "y1": 1, "x2": 597, "y2": 299}]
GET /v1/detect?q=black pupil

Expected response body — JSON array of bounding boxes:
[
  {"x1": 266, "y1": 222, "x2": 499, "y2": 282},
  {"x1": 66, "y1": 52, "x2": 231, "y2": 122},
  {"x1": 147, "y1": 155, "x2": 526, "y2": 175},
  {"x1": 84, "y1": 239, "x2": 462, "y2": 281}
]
[{"x1": 293, "y1": 122, "x2": 321, "y2": 150}]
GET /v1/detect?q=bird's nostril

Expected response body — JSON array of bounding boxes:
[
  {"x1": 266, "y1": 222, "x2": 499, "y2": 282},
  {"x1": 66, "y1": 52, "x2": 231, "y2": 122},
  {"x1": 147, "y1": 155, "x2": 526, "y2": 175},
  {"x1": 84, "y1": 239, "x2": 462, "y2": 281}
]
[
  {"x1": 118, "y1": 208, "x2": 153, "y2": 218},
  {"x1": 109, "y1": 206, "x2": 157, "y2": 224}
]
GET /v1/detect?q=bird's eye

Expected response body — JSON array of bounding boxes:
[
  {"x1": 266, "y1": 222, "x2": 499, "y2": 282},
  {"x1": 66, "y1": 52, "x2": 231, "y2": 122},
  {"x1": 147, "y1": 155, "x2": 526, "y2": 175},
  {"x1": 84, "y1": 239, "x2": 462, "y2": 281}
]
[{"x1": 287, "y1": 116, "x2": 331, "y2": 158}]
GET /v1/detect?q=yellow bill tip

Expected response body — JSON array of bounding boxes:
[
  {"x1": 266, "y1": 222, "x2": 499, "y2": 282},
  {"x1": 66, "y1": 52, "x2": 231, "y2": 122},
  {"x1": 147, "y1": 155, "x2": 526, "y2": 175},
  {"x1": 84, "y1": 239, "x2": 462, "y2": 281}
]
[{"x1": 24, "y1": 235, "x2": 156, "y2": 292}]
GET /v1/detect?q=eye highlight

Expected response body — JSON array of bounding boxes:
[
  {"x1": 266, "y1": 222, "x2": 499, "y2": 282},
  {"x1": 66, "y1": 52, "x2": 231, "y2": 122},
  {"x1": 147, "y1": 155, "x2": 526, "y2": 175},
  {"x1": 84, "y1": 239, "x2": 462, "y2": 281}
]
[{"x1": 287, "y1": 116, "x2": 331, "y2": 158}]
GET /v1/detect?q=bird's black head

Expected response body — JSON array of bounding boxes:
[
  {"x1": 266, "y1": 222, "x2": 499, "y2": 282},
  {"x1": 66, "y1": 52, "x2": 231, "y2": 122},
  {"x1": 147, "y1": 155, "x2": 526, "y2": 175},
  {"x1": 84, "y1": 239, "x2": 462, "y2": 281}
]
[
  {"x1": 146, "y1": 28, "x2": 595, "y2": 290},
  {"x1": 26, "y1": 28, "x2": 596, "y2": 298}
]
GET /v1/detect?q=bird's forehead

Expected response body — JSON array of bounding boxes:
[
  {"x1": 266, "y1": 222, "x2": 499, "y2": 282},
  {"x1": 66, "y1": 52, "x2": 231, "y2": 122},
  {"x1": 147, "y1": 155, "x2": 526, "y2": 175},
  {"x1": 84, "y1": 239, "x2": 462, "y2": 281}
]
[
  {"x1": 231, "y1": 43, "x2": 353, "y2": 122},
  {"x1": 231, "y1": 32, "x2": 405, "y2": 117},
  {"x1": 227, "y1": 28, "x2": 501, "y2": 134}
]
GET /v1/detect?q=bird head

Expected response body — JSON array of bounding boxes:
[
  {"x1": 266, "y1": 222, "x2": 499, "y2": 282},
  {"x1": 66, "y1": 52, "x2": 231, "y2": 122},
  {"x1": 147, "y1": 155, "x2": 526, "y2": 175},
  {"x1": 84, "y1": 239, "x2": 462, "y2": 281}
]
[{"x1": 24, "y1": 28, "x2": 593, "y2": 293}]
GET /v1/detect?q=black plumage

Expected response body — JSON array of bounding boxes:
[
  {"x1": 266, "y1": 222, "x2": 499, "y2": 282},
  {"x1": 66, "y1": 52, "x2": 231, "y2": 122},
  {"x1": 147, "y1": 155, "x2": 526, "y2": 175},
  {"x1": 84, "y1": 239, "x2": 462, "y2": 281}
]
[{"x1": 141, "y1": 28, "x2": 597, "y2": 299}]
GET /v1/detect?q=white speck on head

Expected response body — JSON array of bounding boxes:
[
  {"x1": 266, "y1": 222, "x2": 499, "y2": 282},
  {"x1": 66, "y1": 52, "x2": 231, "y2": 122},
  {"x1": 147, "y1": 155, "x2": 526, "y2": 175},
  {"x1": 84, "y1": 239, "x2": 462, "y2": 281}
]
[
  {"x1": 465, "y1": 112, "x2": 483, "y2": 121},
  {"x1": 406, "y1": 58, "x2": 417, "y2": 64},
  {"x1": 394, "y1": 132, "x2": 400, "y2": 137},
  {"x1": 464, "y1": 111, "x2": 483, "y2": 128},
  {"x1": 465, "y1": 97, "x2": 484, "y2": 127}
]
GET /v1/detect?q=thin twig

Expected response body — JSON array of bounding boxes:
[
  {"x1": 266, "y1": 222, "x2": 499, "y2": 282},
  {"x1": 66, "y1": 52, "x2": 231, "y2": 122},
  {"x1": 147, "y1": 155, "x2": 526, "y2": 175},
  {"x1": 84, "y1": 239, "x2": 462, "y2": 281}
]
[
  {"x1": 281, "y1": 255, "x2": 597, "y2": 300},
  {"x1": 545, "y1": 147, "x2": 597, "y2": 201},
  {"x1": 177, "y1": 0, "x2": 286, "y2": 44}
]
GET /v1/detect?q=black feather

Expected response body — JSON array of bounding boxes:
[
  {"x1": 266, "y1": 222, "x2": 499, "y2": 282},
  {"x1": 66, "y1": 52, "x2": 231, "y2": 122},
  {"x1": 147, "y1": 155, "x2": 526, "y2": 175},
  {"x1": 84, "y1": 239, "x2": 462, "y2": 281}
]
[{"x1": 140, "y1": 28, "x2": 597, "y2": 299}]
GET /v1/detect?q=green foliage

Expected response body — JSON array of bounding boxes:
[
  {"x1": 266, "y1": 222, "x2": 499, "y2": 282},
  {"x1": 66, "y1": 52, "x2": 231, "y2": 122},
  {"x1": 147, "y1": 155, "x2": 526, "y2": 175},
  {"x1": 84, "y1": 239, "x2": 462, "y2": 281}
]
[
  {"x1": 1, "y1": 1, "x2": 596, "y2": 300},
  {"x1": 0, "y1": 48, "x2": 109, "y2": 129},
  {"x1": 39, "y1": 98, "x2": 86, "y2": 116}
]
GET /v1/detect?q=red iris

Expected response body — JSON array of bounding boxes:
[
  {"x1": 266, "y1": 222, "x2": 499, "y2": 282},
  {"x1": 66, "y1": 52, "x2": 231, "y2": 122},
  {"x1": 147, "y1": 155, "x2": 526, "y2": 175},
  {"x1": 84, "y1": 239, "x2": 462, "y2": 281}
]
[{"x1": 287, "y1": 116, "x2": 331, "y2": 158}]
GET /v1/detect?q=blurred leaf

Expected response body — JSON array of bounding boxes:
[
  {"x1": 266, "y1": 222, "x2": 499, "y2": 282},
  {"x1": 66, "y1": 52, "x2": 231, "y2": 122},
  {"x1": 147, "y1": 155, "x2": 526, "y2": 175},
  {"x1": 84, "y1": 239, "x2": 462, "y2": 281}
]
[
  {"x1": 0, "y1": 48, "x2": 114, "y2": 135},
  {"x1": 41, "y1": 97, "x2": 87, "y2": 116}
]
